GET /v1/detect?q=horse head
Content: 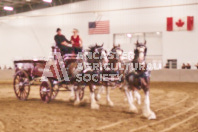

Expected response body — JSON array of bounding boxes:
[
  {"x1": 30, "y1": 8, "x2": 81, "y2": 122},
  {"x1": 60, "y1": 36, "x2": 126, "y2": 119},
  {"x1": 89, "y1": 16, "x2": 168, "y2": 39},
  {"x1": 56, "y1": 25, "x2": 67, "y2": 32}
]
[
  {"x1": 109, "y1": 44, "x2": 123, "y2": 62},
  {"x1": 134, "y1": 40, "x2": 147, "y2": 63},
  {"x1": 87, "y1": 43, "x2": 108, "y2": 64}
]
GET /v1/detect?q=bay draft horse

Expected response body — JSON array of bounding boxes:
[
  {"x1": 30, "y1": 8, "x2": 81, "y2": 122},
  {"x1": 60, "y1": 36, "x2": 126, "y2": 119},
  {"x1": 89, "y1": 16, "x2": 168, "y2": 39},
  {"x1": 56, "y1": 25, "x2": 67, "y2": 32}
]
[
  {"x1": 94, "y1": 44, "x2": 126, "y2": 106},
  {"x1": 69, "y1": 44, "x2": 109, "y2": 109},
  {"x1": 125, "y1": 40, "x2": 156, "y2": 120}
]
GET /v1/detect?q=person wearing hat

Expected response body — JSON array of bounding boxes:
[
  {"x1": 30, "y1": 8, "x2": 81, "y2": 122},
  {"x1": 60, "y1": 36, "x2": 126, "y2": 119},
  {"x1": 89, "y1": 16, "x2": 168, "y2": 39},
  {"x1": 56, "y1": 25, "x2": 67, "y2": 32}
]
[
  {"x1": 71, "y1": 28, "x2": 83, "y2": 54},
  {"x1": 54, "y1": 28, "x2": 73, "y2": 54}
]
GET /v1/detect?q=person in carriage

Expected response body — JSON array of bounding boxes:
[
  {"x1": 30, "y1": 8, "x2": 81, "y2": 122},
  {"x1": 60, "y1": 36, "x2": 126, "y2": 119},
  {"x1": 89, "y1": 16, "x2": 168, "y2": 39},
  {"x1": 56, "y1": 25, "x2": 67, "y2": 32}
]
[
  {"x1": 71, "y1": 28, "x2": 83, "y2": 54},
  {"x1": 54, "y1": 28, "x2": 73, "y2": 55}
]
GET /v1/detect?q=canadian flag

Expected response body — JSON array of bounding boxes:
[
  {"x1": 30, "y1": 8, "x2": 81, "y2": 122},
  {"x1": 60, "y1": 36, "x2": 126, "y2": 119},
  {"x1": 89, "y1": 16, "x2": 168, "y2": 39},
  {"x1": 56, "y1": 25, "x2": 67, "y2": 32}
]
[{"x1": 167, "y1": 16, "x2": 194, "y2": 31}]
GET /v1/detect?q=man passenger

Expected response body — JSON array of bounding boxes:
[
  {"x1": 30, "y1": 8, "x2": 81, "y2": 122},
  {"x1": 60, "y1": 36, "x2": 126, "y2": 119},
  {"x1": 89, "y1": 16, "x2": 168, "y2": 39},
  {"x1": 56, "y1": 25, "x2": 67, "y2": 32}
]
[{"x1": 54, "y1": 28, "x2": 73, "y2": 54}]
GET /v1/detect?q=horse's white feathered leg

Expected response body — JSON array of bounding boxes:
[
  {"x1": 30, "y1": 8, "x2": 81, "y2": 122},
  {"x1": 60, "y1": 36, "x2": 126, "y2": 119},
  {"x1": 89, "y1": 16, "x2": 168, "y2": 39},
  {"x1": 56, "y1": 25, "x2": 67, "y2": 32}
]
[
  {"x1": 95, "y1": 86, "x2": 104, "y2": 101},
  {"x1": 106, "y1": 86, "x2": 114, "y2": 107},
  {"x1": 74, "y1": 87, "x2": 80, "y2": 106},
  {"x1": 90, "y1": 92, "x2": 99, "y2": 109},
  {"x1": 90, "y1": 85, "x2": 99, "y2": 109},
  {"x1": 125, "y1": 88, "x2": 138, "y2": 113},
  {"x1": 134, "y1": 90, "x2": 141, "y2": 105},
  {"x1": 69, "y1": 85, "x2": 75, "y2": 101},
  {"x1": 143, "y1": 91, "x2": 156, "y2": 120}
]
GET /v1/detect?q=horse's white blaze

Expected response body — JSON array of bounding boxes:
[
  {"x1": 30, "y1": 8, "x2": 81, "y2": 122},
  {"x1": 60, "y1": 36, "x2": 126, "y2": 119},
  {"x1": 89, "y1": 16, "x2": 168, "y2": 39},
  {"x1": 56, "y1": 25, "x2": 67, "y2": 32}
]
[
  {"x1": 139, "y1": 47, "x2": 145, "y2": 51},
  {"x1": 116, "y1": 50, "x2": 123, "y2": 56},
  {"x1": 101, "y1": 50, "x2": 108, "y2": 64},
  {"x1": 137, "y1": 47, "x2": 146, "y2": 62},
  {"x1": 139, "y1": 52, "x2": 144, "y2": 58}
]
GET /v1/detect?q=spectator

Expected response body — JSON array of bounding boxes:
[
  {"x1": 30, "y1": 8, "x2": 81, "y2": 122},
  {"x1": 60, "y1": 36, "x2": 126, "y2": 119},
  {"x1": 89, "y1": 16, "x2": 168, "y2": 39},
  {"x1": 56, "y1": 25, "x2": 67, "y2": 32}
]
[
  {"x1": 181, "y1": 63, "x2": 186, "y2": 69},
  {"x1": 3, "y1": 65, "x2": 7, "y2": 70},
  {"x1": 195, "y1": 63, "x2": 198, "y2": 69},
  {"x1": 186, "y1": 63, "x2": 191, "y2": 69}
]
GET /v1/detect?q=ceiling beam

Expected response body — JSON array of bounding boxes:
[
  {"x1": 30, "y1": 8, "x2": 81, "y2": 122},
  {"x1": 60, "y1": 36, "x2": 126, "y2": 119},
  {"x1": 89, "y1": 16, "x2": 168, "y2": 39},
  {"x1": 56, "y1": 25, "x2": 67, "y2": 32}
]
[{"x1": 0, "y1": 0, "x2": 87, "y2": 16}]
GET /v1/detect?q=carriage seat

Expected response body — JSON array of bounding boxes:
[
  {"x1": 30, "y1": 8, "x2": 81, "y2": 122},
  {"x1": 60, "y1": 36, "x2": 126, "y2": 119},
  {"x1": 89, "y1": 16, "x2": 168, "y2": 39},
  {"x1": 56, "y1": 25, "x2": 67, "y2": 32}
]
[
  {"x1": 52, "y1": 46, "x2": 61, "y2": 54},
  {"x1": 51, "y1": 46, "x2": 77, "y2": 60}
]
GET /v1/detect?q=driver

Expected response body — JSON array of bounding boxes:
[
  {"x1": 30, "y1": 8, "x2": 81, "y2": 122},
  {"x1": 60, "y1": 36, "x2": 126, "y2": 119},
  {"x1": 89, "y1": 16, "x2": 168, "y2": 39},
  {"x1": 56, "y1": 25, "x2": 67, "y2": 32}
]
[{"x1": 54, "y1": 28, "x2": 73, "y2": 54}]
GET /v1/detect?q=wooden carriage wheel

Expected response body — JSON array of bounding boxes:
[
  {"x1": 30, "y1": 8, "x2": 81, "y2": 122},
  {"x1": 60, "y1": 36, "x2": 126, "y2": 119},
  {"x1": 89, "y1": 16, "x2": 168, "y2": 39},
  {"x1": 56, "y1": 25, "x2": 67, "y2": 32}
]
[
  {"x1": 13, "y1": 70, "x2": 30, "y2": 101},
  {"x1": 40, "y1": 80, "x2": 52, "y2": 103},
  {"x1": 51, "y1": 84, "x2": 59, "y2": 100}
]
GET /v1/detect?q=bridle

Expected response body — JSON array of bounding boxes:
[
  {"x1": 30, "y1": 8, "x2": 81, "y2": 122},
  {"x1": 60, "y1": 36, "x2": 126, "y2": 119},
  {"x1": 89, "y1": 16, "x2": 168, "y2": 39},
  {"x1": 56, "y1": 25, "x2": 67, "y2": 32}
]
[
  {"x1": 134, "y1": 42, "x2": 147, "y2": 62},
  {"x1": 109, "y1": 46, "x2": 124, "y2": 62}
]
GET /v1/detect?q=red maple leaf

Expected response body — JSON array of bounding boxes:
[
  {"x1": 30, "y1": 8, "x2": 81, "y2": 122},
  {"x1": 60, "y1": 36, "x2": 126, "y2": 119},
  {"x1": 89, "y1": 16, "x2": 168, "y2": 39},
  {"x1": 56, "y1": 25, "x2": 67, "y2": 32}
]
[{"x1": 176, "y1": 19, "x2": 184, "y2": 27}]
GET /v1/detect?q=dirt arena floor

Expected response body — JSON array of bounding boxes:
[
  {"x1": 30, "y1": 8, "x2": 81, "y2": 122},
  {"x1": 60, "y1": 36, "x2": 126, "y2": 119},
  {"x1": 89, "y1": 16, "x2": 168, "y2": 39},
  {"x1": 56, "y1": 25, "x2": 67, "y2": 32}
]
[{"x1": 0, "y1": 82, "x2": 198, "y2": 132}]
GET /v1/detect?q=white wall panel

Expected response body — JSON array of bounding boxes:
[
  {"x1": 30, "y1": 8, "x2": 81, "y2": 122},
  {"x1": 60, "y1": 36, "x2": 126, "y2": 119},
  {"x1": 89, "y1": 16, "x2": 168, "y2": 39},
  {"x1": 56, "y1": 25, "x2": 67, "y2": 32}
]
[{"x1": 0, "y1": 0, "x2": 198, "y2": 68}]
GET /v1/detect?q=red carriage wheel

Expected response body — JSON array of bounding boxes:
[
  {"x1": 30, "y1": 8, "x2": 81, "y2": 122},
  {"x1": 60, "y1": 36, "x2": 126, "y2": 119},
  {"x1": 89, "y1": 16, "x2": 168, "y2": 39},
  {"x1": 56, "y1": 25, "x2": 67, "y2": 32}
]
[
  {"x1": 40, "y1": 80, "x2": 52, "y2": 103},
  {"x1": 13, "y1": 70, "x2": 30, "y2": 101},
  {"x1": 75, "y1": 86, "x2": 85, "y2": 101}
]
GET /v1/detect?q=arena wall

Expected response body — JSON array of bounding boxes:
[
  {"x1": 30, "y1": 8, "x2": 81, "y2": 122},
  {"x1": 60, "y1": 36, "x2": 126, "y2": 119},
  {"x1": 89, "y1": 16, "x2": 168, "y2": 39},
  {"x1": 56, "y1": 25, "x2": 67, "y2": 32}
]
[
  {"x1": 0, "y1": 0, "x2": 198, "y2": 68},
  {"x1": 0, "y1": 70, "x2": 14, "y2": 82},
  {"x1": 151, "y1": 69, "x2": 198, "y2": 82}
]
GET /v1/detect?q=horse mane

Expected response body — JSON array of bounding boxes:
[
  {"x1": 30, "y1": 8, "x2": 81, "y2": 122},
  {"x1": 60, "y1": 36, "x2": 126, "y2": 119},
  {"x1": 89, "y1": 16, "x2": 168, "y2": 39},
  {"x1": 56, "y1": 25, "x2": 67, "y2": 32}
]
[
  {"x1": 86, "y1": 44, "x2": 105, "y2": 64},
  {"x1": 88, "y1": 44, "x2": 103, "y2": 53},
  {"x1": 136, "y1": 42, "x2": 146, "y2": 47},
  {"x1": 87, "y1": 46, "x2": 96, "y2": 53},
  {"x1": 111, "y1": 46, "x2": 118, "y2": 52}
]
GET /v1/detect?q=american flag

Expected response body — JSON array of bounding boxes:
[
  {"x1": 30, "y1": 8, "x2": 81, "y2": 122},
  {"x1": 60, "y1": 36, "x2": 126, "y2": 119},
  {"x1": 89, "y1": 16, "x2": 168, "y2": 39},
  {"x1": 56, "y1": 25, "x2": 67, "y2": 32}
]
[{"x1": 88, "y1": 20, "x2": 110, "y2": 35}]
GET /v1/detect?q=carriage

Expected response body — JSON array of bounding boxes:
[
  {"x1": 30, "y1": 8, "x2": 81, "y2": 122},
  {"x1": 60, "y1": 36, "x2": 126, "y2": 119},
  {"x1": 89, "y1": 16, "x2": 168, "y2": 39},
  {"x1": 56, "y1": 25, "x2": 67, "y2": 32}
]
[{"x1": 13, "y1": 46, "x2": 85, "y2": 103}]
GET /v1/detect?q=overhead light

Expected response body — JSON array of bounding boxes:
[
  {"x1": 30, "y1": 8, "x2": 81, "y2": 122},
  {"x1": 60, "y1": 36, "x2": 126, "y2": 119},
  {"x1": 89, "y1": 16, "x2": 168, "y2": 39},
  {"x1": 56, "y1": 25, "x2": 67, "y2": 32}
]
[
  {"x1": 3, "y1": 6, "x2": 13, "y2": 11},
  {"x1": 156, "y1": 32, "x2": 161, "y2": 35},
  {"x1": 127, "y1": 34, "x2": 132, "y2": 38},
  {"x1": 43, "y1": 0, "x2": 52, "y2": 3}
]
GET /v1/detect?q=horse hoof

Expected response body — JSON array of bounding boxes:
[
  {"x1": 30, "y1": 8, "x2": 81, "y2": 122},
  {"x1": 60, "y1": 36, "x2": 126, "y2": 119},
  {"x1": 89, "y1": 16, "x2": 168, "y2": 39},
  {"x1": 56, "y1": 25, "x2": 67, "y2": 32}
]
[
  {"x1": 143, "y1": 111, "x2": 156, "y2": 120},
  {"x1": 107, "y1": 101, "x2": 114, "y2": 107},
  {"x1": 148, "y1": 111, "x2": 156, "y2": 120},
  {"x1": 69, "y1": 96, "x2": 75, "y2": 102},
  {"x1": 137, "y1": 100, "x2": 141, "y2": 105},
  {"x1": 74, "y1": 100, "x2": 80, "y2": 106},
  {"x1": 129, "y1": 106, "x2": 138, "y2": 114},
  {"x1": 91, "y1": 103, "x2": 99, "y2": 110},
  {"x1": 95, "y1": 94, "x2": 101, "y2": 101}
]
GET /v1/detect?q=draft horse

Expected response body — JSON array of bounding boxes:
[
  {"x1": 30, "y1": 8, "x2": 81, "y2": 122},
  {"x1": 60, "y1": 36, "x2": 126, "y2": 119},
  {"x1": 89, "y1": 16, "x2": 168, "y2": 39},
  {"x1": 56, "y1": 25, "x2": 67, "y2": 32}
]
[
  {"x1": 70, "y1": 44, "x2": 109, "y2": 109},
  {"x1": 125, "y1": 40, "x2": 156, "y2": 120},
  {"x1": 94, "y1": 44, "x2": 125, "y2": 106}
]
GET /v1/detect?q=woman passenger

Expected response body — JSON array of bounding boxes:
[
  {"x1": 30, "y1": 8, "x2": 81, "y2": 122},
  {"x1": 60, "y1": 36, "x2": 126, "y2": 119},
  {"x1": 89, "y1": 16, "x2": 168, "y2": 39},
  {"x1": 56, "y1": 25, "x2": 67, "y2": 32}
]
[{"x1": 71, "y1": 28, "x2": 83, "y2": 54}]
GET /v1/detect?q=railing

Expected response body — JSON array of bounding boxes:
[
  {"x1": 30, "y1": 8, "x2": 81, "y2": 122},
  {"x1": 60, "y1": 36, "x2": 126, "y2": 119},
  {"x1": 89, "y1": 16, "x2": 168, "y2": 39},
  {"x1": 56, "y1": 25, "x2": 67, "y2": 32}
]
[{"x1": 146, "y1": 55, "x2": 163, "y2": 63}]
